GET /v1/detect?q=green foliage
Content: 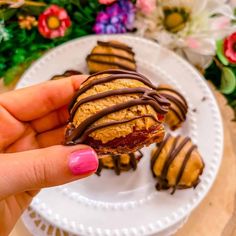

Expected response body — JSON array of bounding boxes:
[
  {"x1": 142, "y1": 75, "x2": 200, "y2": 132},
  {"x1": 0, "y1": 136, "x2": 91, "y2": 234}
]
[
  {"x1": 205, "y1": 59, "x2": 236, "y2": 120},
  {"x1": 220, "y1": 67, "x2": 236, "y2": 94},
  {"x1": 216, "y1": 40, "x2": 229, "y2": 66},
  {"x1": 0, "y1": 0, "x2": 102, "y2": 84}
]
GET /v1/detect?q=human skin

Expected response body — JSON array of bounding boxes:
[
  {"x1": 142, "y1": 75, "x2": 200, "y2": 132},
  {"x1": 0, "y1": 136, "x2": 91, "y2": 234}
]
[{"x1": 0, "y1": 76, "x2": 99, "y2": 236}]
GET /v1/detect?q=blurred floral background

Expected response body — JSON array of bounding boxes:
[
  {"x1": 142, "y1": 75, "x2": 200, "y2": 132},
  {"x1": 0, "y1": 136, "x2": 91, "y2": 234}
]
[{"x1": 1, "y1": 0, "x2": 236, "y2": 118}]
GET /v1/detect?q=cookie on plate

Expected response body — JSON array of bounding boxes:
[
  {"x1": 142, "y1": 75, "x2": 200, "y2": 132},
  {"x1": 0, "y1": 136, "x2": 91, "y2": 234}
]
[
  {"x1": 64, "y1": 69, "x2": 170, "y2": 155},
  {"x1": 151, "y1": 134, "x2": 204, "y2": 194},
  {"x1": 86, "y1": 40, "x2": 136, "y2": 74},
  {"x1": 96, "y1": 150, "x2": 143, "y2": 176},
  {"x1": 51, "y1": 70, "x2": 82, "y2": 80},
  {"x1": 156, "y1": 85, "x2": 188, "y2": 130}
]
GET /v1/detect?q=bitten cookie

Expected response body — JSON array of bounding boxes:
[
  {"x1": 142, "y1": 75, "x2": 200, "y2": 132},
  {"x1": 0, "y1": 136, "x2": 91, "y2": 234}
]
[
  {"x1": 86, "y1": 40, "x2": 136, "y2": 73},
  {"x1": 96, "y1": 151, "x2": 143, "y2": 176},
  {"x1": 64, "y1": 69, "x2": 170, "y2": 155},
  {"x1": 156, "y1": 85, "x2": 188, "y2": 130},
  {"x1": 151, "y1": 134, "x2": 204, "y2": 194},
  {"x1": 51, "y1": 70, "x2": 82, "y2": 80}
]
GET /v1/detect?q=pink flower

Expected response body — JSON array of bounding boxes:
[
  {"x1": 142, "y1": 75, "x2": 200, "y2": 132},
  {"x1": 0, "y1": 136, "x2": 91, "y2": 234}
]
[
  {"x1": 224, "y1": 32, "x2": 236, "y2": 64},
  {"x1": 211, "y1": 16, "x2": 231, "y2": 31},
  {"x1": 185, "y1": 37, "x2": 200, "y2": 49},
  {"x1": 136, "y1": 0, "x2": 156, "y2": 15},
  {"x1": 99, "y1": 0, "x2": 117, "y2": 4},
  {"x1": 38, "y1": 5, "x2": 71, "y2": 39}
]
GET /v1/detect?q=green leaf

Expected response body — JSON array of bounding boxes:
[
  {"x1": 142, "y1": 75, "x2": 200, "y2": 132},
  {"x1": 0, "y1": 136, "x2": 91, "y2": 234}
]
[
  {"x1": 0, "y1": 8, "x2": 17, "y2": 21},
  {"x1": 21, "y1": 5, "x2": 47, "y2": 16},
  {"x1": 3, "y1": 65, "x2": 24, "y2": 85},
  {"x1": 216, "y1": 40, "x2": 229, "y2": 66},
  {"x1": 230, "y1": 99, "x2": 236, "y2": 107},
  {"x1": 220, "y1": 67, "x2": 236, "y2": 94},
  {"x1": 205, "y1": 60, "x2": 222, "y2": 87},
  {"x1": 74, "y1": 12, "x2": 85, "y2": 22}
]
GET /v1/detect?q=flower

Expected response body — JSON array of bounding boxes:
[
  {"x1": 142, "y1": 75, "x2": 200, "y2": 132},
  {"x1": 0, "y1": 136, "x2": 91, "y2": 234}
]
[
  {"x1": 93, "y1": 0, "x2": 135, "y2": 34},
  {"x1": 2, "y1": 0, "x2": 25, "y2": 8},
  {"x1": 135, "y1": 0, "x2": 235, "y2": 68},
  {"x1": 136, "y1": 0, "x2": 156, "y2": 15},
  {"x1": 38, "y1": 5, "x2": 71, "y2": 39},
  {"x1": 0, "y1": 21, "x2": 10, "y2": 42},
  {"x1": 18, "y1": 15, "x2": 38, "y2": 30},
  {"x1": 99, "y1": 0, "x2": 117, "y2": 4},
  {"x1": 229, "y1": 0, "x2": 236, "y2": 8},
  {"x1": 224, "y1": 32, "x2": 236, "y2": 64},
  {"x1": 3, "y1": 0, "x2": 46, "y2": 8}
]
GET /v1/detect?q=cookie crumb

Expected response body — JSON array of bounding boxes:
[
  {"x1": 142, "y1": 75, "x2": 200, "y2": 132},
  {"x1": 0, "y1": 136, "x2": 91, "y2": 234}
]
[
  {"x1": 192, "y1": 108, "x2": 197, "y2": 112},
  {"x1": 201, "y1": 96, "x2": 207, "y2": 102}
]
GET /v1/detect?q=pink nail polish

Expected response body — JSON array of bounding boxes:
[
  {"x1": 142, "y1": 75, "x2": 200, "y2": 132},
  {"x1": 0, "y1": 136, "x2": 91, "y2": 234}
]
[{"x1": 68, "y1": 149, "x2": 98, "y2": 175}]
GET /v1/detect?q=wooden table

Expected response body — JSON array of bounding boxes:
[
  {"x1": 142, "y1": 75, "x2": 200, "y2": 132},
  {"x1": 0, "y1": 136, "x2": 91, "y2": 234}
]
[{"x1": 1, "y1": 80, "x2": 235, "y2": 236}]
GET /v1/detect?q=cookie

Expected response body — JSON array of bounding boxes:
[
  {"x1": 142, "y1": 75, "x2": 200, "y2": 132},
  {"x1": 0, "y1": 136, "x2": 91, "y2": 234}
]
[
  {"x1": 86, "y1": 40, "x2": 136, "y2": 73},
  {"x1": 156, "y1": 85, "x2": 188, "y2": 130},
  {"x1": 151, "y1": 134, "x2": 204, "y2": 194},
  {"x1": 96, "y1": 151, "x2": 143, "y2": 176},
  {"x1": 51, "y1": 70, "x2": 82, "y2": 80},
  {"x1": 64, "y1": 69, "x2": 170, "y2": 155}
]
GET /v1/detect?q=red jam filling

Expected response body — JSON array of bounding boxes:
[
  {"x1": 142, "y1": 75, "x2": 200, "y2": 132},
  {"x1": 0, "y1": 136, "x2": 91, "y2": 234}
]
[{"x1": 84, "y1": 125, "x2": 164, "y2": 151}]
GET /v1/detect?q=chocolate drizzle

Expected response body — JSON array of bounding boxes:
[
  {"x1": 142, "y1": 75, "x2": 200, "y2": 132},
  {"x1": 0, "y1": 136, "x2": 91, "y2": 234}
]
[
  {"x1": 87, "y1": 58, "x2": 136, "y2": 71},
  {"x1": 66, "y1": 115, "x2": 158, "y2": 145},
  {"x1": 96, "y1": 150, "x2": 143, "y2": 176},
  {"x1": 151, "y1": 135, "x2": 203, "y2": 194},
  {"x1": 87, "y1": 53, "x2": 135, "y2": 63},
  {"x1": 156, "y1": 87, "x2": 188, "y2": 122},
  {"x1": 65, "y1": 69, "x2": 170, "y2": 146},
  {"x1": 97, "y1": 41, "x2": 134, "y2": 54},
  {"x1": 87, "y1": 41, "x2": 136, "y2": 73},
  {"x1": 51, "y1": 70, "x2": 82, "y2": 80}
]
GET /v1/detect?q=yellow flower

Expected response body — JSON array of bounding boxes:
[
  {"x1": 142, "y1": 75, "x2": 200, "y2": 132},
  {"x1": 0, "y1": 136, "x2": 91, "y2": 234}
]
[
  {"x1": 162, "y1": 7, "x2": 190, "y2": 33},
  {"x1": 135, "y1": 0, "x2": 234, "y2": 68},
  {"x1": 18, "y1": 15, "x2": 38, "y2": 30}
]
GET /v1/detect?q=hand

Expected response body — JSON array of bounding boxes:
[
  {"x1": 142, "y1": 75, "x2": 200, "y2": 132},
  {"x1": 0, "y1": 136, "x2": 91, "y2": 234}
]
[{"x1": 0, "y1": 76, "x2": 99, "y2": 236}]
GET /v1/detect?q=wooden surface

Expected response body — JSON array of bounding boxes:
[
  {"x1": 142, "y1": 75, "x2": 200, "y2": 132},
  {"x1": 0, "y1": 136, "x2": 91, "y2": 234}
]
[{"x1": 0, "y1": 80, "x2": 235, "y2": 236}]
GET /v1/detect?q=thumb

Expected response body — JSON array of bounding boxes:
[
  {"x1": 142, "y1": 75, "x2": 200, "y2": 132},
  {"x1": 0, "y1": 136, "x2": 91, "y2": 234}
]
[{"x1": 0, "y1": 145, "x2": 98, "y2": 199}]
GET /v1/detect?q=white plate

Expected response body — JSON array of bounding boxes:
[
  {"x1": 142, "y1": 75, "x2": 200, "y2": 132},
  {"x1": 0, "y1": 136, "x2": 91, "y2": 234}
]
[{"x1": 17, "y1": 35, "x2": 223, "y2": 236}]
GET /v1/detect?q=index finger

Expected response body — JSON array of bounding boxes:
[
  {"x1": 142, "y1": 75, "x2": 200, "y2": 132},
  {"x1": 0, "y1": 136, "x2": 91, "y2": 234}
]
[{"x1": 0, "y1": 75, "x2": 87, "y2": 121}]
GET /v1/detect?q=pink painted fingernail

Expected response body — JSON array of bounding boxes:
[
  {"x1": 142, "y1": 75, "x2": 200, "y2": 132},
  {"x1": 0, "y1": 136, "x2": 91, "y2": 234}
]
[{"x1": 68, "y1": 149, "x2": 98, "y2": 175}]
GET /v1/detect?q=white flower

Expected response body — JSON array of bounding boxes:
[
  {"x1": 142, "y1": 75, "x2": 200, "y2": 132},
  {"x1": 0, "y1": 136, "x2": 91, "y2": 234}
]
[
  {"x1": 1, "y1": 0, "x2": 25, "y2": 8},
  {"x1": 135, "y1": 0, "x2": 235, "y2": 68},
  {"x1": 0, "y1": 21, "x2": 10, "y2": 43},
  {"x1": 228, "y1": 0, "x2": 236, "y2": 8}
]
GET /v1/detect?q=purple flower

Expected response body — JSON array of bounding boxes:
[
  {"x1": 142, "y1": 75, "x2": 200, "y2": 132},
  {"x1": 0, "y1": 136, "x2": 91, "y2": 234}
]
[{"x1": 93, "y1": 0, "x2": 135, "y2": 34}]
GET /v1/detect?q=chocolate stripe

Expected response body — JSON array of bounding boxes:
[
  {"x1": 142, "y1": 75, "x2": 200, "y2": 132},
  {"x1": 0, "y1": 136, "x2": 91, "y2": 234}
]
[
  {"x1": 129, "y1": 153, "x2": 137, "y2": 170},
  {"x1": 161, "y1": 137, "x2": 190, "y2": 179},
  {"x1": 175, "y1": 145, "x2": 197, "y2": 186},
  {"x1": 87, "y1": 53, "x2": 136, "y2": 63},
  {"x1": 112, "y1": 155, "x2": 121, "y2": 175},
  {"x1": 169, "y1": 107, "x2": 183, "y2": 121},
  {"x1": 161, "y1": 136, "x2": 181, "y2": 178},
  {"x1": 65, "y1": 113, "x2": 159, "y2": 145},
  {"x1": 160, "y1": 94, "x2": 187, "y2": 120},
  {"x1": 151, "y1": 134, "x2": 171, "y2": 174},
  {"x1": 96, "y1": 159, "x2": 104, "y2": 176},
  {"x1": 69, "y1": 87, "x2": 166, "y2": 122},
  {"x1": 87, "y1": 58, "x2": 136, "y2": 71},
  {"x1": 156, "y1": 87, "x2": 188, "y2": 107},
  {"x1": 97, "y1": 41, "x2": 134, "y2": 54},
  {"x1": 69, "y1": 71, "x2": 161, "y2": 110},
  {"x1": 82, "y1": 69, "x2": 151, "y2": 85}
]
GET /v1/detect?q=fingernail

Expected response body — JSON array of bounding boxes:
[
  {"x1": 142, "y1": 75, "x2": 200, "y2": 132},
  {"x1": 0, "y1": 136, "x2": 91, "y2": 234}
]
[{"x1": 68, "y1": 149, "x2": 98, "y2": 175}]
